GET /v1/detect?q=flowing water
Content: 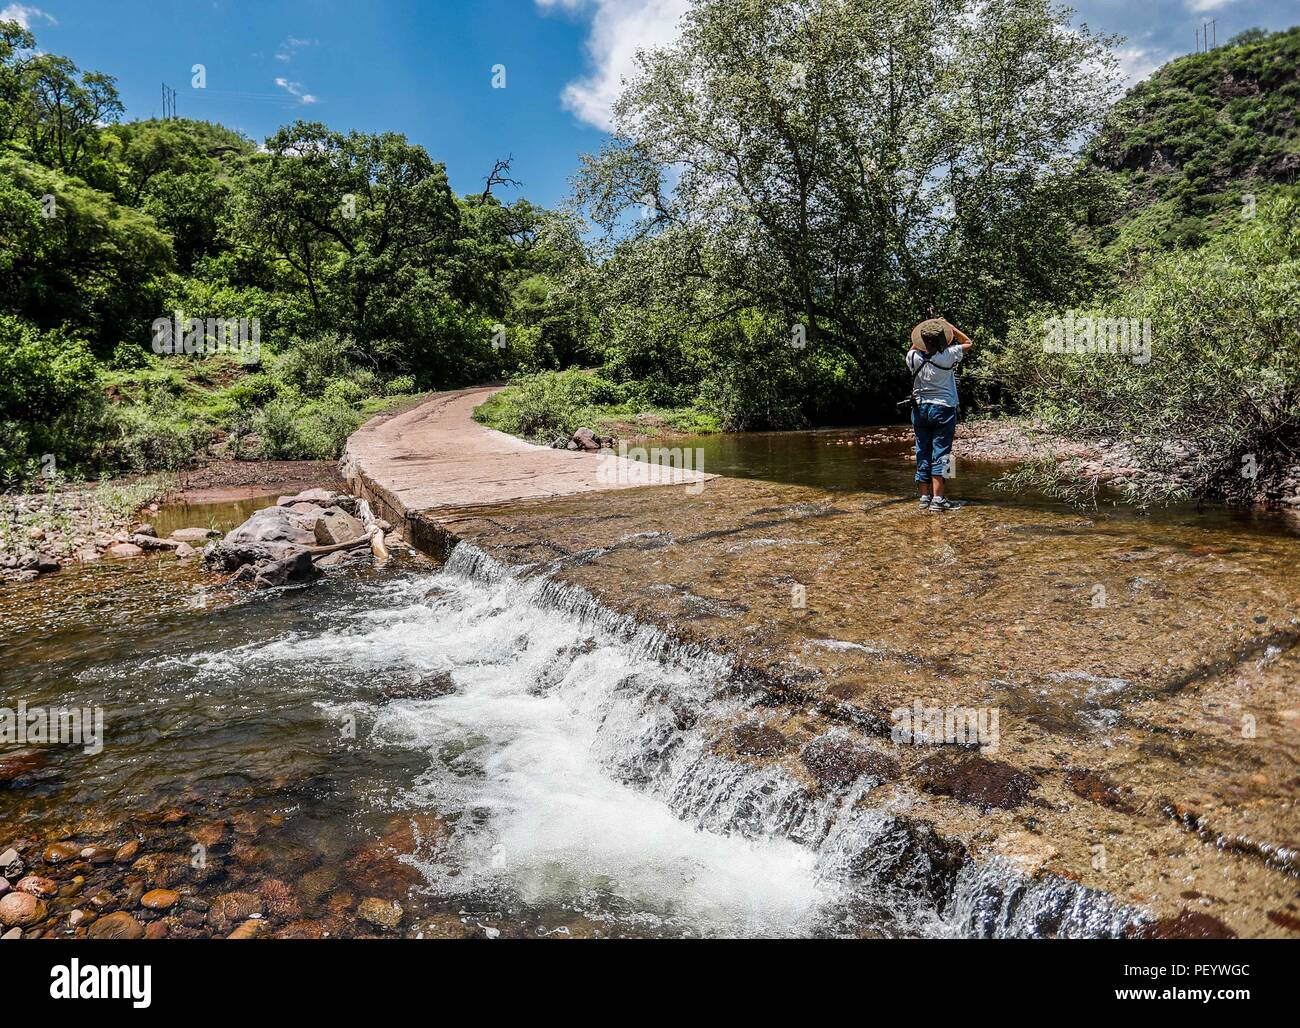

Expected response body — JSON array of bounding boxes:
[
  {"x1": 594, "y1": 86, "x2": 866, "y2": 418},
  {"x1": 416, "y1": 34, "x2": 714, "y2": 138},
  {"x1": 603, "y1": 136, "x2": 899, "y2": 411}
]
[{"x1": 2, "y1": 428, "x2": 1295, "y2": 938}]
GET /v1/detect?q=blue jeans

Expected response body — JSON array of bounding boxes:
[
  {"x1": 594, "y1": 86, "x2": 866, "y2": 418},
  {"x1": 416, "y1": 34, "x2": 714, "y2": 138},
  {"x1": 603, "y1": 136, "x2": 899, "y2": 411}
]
[{"x1": 911, "y1": 403, "x2": 957, "y2": 482}]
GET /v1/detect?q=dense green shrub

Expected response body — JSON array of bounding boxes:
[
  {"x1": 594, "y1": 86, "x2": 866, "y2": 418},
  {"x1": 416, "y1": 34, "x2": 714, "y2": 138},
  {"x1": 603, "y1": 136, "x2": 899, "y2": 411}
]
[
  {"x1": 251, "y1": 392, "x2": 360, "y2": 460},
  {"x1": 0, "y1": 314, "x2": 105, "y2": 478},
  {"x1": 987, "y1": 198, "x2": 1300, "y2": 502},
  {"x1": 473, "y1": 370, "x2": 626, "y2": 442}
]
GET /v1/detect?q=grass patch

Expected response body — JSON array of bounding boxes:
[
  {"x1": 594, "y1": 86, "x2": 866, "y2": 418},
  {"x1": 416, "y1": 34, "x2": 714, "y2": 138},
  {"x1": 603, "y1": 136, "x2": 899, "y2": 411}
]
[{"x1": 474, "y1": 370, "x2": 719, "y2": 443}]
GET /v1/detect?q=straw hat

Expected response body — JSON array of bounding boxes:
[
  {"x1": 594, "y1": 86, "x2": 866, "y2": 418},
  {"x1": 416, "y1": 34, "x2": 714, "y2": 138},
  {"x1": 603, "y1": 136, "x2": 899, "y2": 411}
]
[{"x1": 910, "y1": 318, "x2": 954, "y2": 354}]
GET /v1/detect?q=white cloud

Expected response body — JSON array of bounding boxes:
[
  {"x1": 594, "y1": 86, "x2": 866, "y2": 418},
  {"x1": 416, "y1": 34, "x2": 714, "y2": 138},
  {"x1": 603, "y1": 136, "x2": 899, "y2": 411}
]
[
  {"x1": 537, "y1": 0, "x2": 689, "y2": 131},
  {"x1": 275, "y1": 36, "x2": 317, "y2": 62},
  {"x1": 1115, "y1": 45, "x2": 1171, "y2": 87},
  {"x1": 1, "y1": 4, "x2": 56, "y2": 29},
  {"x1": 274, "y1": 77, "x2": 318, "y2": 105},
  {"x1": 1185, "y1": 0, "x2": 1240, "y2": 12}
]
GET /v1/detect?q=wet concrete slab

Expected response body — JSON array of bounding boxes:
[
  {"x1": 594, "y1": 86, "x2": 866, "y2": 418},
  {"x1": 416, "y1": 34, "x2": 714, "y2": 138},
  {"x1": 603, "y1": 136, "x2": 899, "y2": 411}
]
[
  {"x1": 342, "y1": 388, "x2": 710, "y2": 533},
  {"x1": 427, "y1": 477, "x2": 1300, "y2": 937}
]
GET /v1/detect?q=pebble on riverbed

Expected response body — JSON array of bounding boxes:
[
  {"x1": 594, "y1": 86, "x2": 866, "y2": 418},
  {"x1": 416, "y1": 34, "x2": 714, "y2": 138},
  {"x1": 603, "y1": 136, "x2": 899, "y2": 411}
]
[{"x1": 0, "y1": 486, "x2": 224, "y2": 583}]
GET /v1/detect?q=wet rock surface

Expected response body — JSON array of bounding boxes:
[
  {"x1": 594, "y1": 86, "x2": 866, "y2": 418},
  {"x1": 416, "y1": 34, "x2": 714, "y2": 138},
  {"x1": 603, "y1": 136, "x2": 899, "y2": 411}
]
[
  {"x1": 800, "y1": 734, "x2": 900, "y2": 789},
  {"x1": 6, "y1": 409, "x2": 1299, "y2": 938},
  {"x1": 436, "y1": 474, "x2": 1300, "y2": 937},
  {"x1": 915, "y1": 754, "x2": 1040, "y2": 810}
]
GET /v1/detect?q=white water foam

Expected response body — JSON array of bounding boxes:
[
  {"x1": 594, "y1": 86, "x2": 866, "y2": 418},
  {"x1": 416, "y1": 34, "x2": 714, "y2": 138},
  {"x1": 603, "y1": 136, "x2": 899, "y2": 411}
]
[
  {"x1": 195, "y1": 555, "x2": 834, "y2": 936},
  {"x1": 167, "y1": 545, "x2": 1139, "y2": 937}
]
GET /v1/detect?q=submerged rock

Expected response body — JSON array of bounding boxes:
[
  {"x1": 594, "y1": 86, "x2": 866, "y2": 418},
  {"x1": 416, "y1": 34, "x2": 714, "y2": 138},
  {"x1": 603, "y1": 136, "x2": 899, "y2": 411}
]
[
  {"x1": 15, "y1": 875, "x2": 57, "y2": 898},
  {"x1": 227, "y1": 919, "x2": 262, "y2": 939},
  {"x1": 252, "y1": 551, "x2": 322, "y2": 590},
  {"x1": 87, "y1": 910, "x2": 144, "y2": 939},
  {"x1": 800, "y1": 735, "x2": 900, "y2": 789},
  {"x1": 916, "y1": 754, "x2": 1040, "y2": 811},
  {"x1": 1132, "y1": 910, "x2": 1237, "y2": 939},
  {"x1": 1064, "y1": 767, "x2": 1137, "y2": 814},
  {"x1": 358, "y1": 897, "x2": 404, "y2": 931},
  {"x1": 140, "y1": 888, "x2": 180, "y2": 911},
  {"x1": 727, "y1": 720, "x2": 791, "y2": 757},
  {"x1": 208, "y1": 891, "x2": 262, "y2": 933},
  {"x1": 0, "y1": 748, "x2": 48, "y2": 784},
  {"x1": 42, "y1": 841, "x2": 81, "y2": 864},
  {"x1": 382, "y1": 671, "x2": 456, "y2": 701},
  {"x1": 0, "y1": 892, "x2": 46, "y2": 927}
]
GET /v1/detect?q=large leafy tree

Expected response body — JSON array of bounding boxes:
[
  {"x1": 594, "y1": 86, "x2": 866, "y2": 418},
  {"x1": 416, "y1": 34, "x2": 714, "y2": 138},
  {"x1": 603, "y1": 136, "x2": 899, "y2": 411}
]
[
  {"x1": 578, "y1": 0, "x2": 1120, "y2": 403},
  {"x1": 22, "y1": 53, "x2": 123, "y2": 175},
  {"x1": 230, "y1": 123, "x2": 469, "y2": 365},
  {"x1": 0, "y1": 19, "x2": 35, "y2": 144},
  {"x1": 105, "y1": 119, "x2": 251, "y2": 271},
  {"x1": 0, "y1": 153, "x2": 171, "y2": 355}
]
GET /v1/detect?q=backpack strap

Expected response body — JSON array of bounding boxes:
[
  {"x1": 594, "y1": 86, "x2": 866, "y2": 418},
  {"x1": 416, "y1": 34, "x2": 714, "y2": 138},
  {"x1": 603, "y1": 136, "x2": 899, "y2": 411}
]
[{"x1": 909, "y1": 350, "x2": 933, "y2": 388}]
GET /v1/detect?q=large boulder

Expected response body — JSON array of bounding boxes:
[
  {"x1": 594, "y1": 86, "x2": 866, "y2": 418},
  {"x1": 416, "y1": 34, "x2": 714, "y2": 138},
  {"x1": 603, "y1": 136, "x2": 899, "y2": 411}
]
[
  {"x1": 571, "y1": 427, "x2": 601, "y2": 451},
  {"x1": 252, "y1": 551, "x2": 322, "y2": 591},
  {"x1": 277, "y1": 488, "x2": 337, "y2": 508},
  {"x1": 224, "y1": 506, "x2": 318, "y2": 561},
  {"x1": 313, "y1": 506, "x2": 365, "y2": 546}
]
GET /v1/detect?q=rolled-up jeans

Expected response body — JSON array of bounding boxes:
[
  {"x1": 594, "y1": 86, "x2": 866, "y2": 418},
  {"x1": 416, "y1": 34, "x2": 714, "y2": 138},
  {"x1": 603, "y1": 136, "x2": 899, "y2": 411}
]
[{"x1": 911, "y1": 402, "x2": 957, "y2": 482}]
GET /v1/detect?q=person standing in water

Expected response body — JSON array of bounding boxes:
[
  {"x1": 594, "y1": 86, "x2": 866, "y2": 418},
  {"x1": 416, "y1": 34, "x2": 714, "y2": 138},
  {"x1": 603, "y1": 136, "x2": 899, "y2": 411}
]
[{"x1": 906, "y1": 318, "x2": 973, "y2": 512}]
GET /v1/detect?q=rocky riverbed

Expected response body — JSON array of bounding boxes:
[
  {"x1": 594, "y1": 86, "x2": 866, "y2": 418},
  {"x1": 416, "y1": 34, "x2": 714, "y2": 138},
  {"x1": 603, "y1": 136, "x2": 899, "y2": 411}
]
[
  {"x1": 6, "y1": 408, "x2": 1300, "y2": 940},
  {"x1": 0, "y1": 804, "x2": 494, "y2": 940},
  {"x1": 0, "y1": 461, "x2": 353, "y2": 587}
]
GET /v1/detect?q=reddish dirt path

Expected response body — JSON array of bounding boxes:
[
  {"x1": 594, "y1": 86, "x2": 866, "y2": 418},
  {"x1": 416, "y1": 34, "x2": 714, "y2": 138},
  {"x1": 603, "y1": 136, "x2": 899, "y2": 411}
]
[{"x1": 343, "y1": 387, "x2": 710, "y2": 524}]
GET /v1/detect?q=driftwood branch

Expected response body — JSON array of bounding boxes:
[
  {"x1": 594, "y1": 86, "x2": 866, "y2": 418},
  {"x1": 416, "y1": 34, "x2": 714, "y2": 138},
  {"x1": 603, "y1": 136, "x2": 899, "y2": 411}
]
[{"x1": 305, "y1": 534, "x2": 373, "y2": 557}]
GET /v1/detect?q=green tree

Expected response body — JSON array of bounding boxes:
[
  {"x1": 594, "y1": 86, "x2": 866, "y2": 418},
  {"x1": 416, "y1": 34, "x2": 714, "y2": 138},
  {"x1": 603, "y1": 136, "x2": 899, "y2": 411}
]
[
  {"x1": 576, "y1": 0, "x2": 1121, "y2": 410},
  {"x1": 0, "y1": 153, "x2": 172, "y2": 355},
  {"x1": 0, "y1": 19, "x2": 36, "y2": 143},
  {"x1": 988, "y1": 198, "x2": 1300, "y2": 503},
  {"x1": 23, "y1": 53, "x2": 123, "y2": 175}
]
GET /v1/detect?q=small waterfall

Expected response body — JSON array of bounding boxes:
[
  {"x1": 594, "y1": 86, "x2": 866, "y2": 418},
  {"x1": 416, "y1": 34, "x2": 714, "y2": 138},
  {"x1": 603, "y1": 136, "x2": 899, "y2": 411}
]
[
  {"x1": 420, "y1": 540, "x2": 1145, "y2": 937},
  {"x1": 189, "y1": 538, "x2": 1144, "y2": 935}
]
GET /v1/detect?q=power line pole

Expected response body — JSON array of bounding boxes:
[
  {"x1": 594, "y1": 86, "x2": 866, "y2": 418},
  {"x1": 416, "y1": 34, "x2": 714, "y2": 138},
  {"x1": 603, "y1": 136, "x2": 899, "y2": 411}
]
[{"x1": 159, "y1": 83, "x2": 177, "y2": 120}]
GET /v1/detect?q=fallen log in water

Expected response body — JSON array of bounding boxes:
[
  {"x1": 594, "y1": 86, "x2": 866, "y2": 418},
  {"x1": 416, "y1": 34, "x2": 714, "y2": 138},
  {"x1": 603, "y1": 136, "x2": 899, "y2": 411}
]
[{"x1": 305, "y1": 534, "x2": 373, "y2": 558}]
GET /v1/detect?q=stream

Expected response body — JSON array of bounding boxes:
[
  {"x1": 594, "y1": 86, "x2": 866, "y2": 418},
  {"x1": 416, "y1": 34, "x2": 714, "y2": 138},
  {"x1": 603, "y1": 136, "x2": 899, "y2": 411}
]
[{"x1": 2, "y1": 427, "x2": 1296, "y2": 938}]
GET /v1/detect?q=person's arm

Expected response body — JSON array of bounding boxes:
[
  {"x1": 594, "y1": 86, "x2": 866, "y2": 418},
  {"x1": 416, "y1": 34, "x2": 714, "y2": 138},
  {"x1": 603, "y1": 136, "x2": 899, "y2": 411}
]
[{"x1": 951, "y1": 326, "x2": 973, "y2": 352}]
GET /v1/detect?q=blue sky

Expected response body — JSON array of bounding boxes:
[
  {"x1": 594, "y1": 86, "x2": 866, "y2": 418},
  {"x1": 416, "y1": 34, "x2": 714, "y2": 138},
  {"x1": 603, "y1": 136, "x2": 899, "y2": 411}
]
[{"x1": 6, "y1": 0, "x2": 1297, "y2": 208}]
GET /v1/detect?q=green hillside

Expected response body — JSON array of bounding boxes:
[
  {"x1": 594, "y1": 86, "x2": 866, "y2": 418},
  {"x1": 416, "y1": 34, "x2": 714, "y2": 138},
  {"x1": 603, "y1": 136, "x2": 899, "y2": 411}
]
[{"x1": 1085, "y1": 26, "x2": 1300, "y2": 255}]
